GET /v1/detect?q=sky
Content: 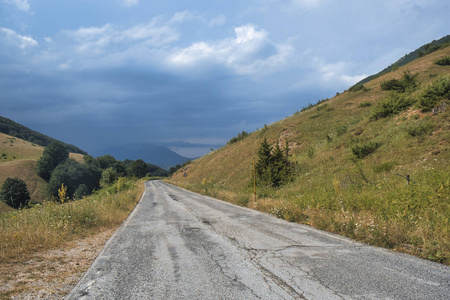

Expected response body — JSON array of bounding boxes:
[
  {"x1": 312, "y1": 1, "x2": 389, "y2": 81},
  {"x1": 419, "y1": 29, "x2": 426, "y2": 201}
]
[{"x1": 1, "y1": 0, "x2": 449, "y2": 158}]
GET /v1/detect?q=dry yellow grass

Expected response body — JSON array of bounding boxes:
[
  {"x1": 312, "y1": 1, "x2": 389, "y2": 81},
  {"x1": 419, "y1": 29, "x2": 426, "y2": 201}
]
[
  {"x1": 0, "y1": 133, "x2": 44, "y2": 161},
  {"x1": 69, "y1": 153, "x2": 85, "y2": 164},
  {"x1": 0, "y1": 179, "x2": 145, "y2": 263},
  {"x1": 0, "y1": 160, "x2": 47, "y2": 207}
]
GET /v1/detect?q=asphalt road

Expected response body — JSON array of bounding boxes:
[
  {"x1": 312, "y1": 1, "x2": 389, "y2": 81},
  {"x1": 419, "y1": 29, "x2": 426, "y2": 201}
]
[{"x1": 67, "y1": 180, "x2": 450, "y2": 299}]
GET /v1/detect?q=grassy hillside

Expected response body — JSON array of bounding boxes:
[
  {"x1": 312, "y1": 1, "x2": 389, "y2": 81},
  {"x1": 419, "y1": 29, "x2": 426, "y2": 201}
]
[
  {"x1": 0, "y1": 116, "x2": 87, "y2": 154},
  {"x1": 0, "y1": 132, "x2": 44, "y2": 161},
  {"x1": 169, "y1": 46, "x2": 450, "y2": 264},
  {"x1": 0, "y1": 133, "x2": 86, "y2": 213}
]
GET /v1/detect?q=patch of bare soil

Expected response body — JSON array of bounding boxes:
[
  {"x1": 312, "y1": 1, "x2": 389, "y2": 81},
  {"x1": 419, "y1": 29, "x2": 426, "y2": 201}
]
[{"x1": 0, "y1": 229, "x2": 116, "y2": 300}]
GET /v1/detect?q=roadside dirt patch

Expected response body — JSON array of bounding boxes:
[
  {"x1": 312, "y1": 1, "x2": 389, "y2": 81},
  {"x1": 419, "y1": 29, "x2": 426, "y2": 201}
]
[{"x1": 0, "y1": 229, "x2": 116, "y2": 299}]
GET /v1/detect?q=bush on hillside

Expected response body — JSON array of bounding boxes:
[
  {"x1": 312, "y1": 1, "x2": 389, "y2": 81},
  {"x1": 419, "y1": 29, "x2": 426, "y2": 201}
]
[
  {"x1": 228, "y1": 131, "x2": 250, "y2": 144},
  {"x1": 404, "y1": 120, "x2": 435, "y2": 137},
  {"x1": 434, "y1": 57, "x2": 450, "y2": 66},
  {"x1": 0, "y1": 177, "x2": 30, "y2": 209},
  {"x1": 380, "y1": 71, "x2": 418, "y2": 93},
  {"x1": 417, "y1": 77, "x2": 450, "y2": 112},
  {"x1": 371, "y1": 93, "x2": 416, "y2": 120},
  {"x1": 351, "y1": 142, "x2": 380, "y2": 159},
  {"x1": 100, "y1": 167, "x2": 118, "y2": 187}
]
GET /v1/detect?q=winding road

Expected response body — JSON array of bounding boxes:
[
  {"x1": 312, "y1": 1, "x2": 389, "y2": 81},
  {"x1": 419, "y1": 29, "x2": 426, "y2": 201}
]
[{"x1": 67, "y1": 180, "x2": 449, "y2": 299}]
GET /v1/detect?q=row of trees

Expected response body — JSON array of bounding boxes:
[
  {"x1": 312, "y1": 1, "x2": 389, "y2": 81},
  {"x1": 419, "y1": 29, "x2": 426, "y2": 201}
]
[{"x1": 33, "y1": 142, "x2": 168, "y2": 201}]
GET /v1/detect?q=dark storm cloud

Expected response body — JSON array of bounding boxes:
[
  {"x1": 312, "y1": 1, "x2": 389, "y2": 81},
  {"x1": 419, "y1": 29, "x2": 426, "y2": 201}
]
[{"x1": 1, "y1": 0, "x2": 449, "y2": 157}]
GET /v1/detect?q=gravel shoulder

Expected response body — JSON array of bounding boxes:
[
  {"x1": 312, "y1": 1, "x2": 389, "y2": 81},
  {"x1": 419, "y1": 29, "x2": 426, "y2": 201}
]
[{"x1": 0, "y1": 229, "x2": 116, "y2": 299}]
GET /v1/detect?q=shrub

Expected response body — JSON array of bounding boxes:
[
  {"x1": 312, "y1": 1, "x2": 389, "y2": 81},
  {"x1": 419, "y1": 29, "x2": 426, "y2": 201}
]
[
  {"x1": 228, "y1": 131, "x2": 249, "y2": 144},
  {"x1": 404, "y1": 120, "x2": 434, "y2": 137},
  {"x1": 417, "y1": 77, "x2": 450, "y2": 112},
  {"x1": 434, "y1": 57, "x2": 450, "y2": 66},
  {"x1": 380, "y1": 71, "x2": 418, "y2": 93},
  {"x1": 336, "y1": 125, "x2": 348, "y2": 136},
  {"x1": 418, "y1": 42, "x2": 445, "y2": 57},
  {"x1": 0, "y1": 177, "x2": 30, "y2": 209},
  {"x1": 74, "y1": 184, "x2": 89, "y2": 199},
  {"x1": 351, "y1": 142, "x2": 380, "y2": 159},
  {"x1": 100, "y1": 167, "x2": 118, "y2": 187},
  {"x1": 360, "y1": 102, "x2": 372, "y2": 108},
  {"x1": 371, "y1": 93, "x2": 416, "y2": 120}
]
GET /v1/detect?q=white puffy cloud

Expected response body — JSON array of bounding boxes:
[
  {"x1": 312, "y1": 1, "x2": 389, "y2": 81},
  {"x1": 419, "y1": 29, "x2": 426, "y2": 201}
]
[
  {"x1": 2, "y1": 0, "x2": 29, "y2": 11},
  {"x1": 168, "y1": 24, "x2": 293, "y2": 75},
  {"x1": 0, "y1": 27, "x2": 38, "y2": 48}
]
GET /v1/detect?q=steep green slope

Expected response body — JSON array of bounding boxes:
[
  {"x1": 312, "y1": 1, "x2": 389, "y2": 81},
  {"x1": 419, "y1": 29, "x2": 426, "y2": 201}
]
[{"x1": 170, "y1": 46, "x2": 450, "y2": 264}]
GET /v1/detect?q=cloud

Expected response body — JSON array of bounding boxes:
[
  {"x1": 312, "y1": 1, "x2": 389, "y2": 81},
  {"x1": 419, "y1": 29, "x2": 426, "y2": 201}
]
[
  {"x1": 209, "y1": 15, "x2": 226, "y2": 27},
  {"x1": 290, "y1": 0, "x2": 323, "y2": 7},
  {"x1": 169, "y1": 10, "x2": 200, "y2": 24},
  {"x1": 312, "y1": 58, "x2": 368, "y2": 87},
  {"x1": 168, "y1": 24, "x2": 293, "y2": 75},
  {"x1": 122, "y1": 0, "x2": 138, "y2": 7},
  {"x1": 63, "y1": 20, "x2": 178, "y2": 57},
  {"x1": 0, "y1": 27, "x2": 38, "y2": 48},
  {"x1": 2, "y1": 0, "x2": 29, "y2": 11}
]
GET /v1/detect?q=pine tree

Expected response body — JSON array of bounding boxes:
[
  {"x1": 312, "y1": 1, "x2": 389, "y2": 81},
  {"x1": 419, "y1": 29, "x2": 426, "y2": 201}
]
[
  {"x1": 255, "y1": 138, "x2": 292, "y2": 188},
  {"x1": 255, "y1": 138, "x2": 272, "y2": 186}
]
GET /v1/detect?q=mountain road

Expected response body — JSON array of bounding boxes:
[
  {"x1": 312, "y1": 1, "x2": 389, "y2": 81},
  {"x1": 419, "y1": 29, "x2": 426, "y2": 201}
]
[{"x1": 66, "y1": 180, "x2": 450, "y2": 299}]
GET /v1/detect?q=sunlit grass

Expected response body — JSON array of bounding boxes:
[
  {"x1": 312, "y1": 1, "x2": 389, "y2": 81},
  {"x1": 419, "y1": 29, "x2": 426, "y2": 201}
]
[{"x1": 0, "y1": 179, "x2": 144, "y2": 262}]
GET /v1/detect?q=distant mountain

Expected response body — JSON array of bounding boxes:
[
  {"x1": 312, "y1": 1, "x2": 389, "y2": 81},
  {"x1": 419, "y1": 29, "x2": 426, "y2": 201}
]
[
  {"x1": 101, "y1": 142, "x2": 192, "y2": 169},
  {"x1": 0, "y1": 116, "x2": 87, "y2": 154},
  {"x1": 356, "y1": 35, "x2": 450, "y2": 86}
]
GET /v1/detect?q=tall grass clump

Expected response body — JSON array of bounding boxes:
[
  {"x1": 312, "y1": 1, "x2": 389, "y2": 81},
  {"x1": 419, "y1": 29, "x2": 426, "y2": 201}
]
[
  {"x1": 0, "y1": 179, "x2": 144, "y2": 262},
  {"x1": 404, "y1": 119, "x2": 435, "y2": 137}
]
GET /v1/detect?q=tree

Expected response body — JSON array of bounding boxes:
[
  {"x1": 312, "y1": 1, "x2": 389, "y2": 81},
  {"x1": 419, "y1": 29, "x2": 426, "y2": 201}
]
[
  {"x1": 0, "y1": 177, "x2": 30, "y2": 209},
  {"x1": 255, "y1": 139, "x2": 292, "y2": 188},
  {"x1": 96, "y1": 155, "x2": 117, "y2": 170},
  {"x1": 255, "y1": 138, "x2": 273, "y2": 186},
  {"x1": 127, "y1": 159, "x2": 148, "y2": 178},
  {"x1": 100, "y1": 167, "x2": 118, "y2": 187},
  {"x1": 48, "y1": 159, "x2": 101, "y2": 198},
  {"x1": 37, "y1": 141, "x2": 69, "y2": 180}
]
